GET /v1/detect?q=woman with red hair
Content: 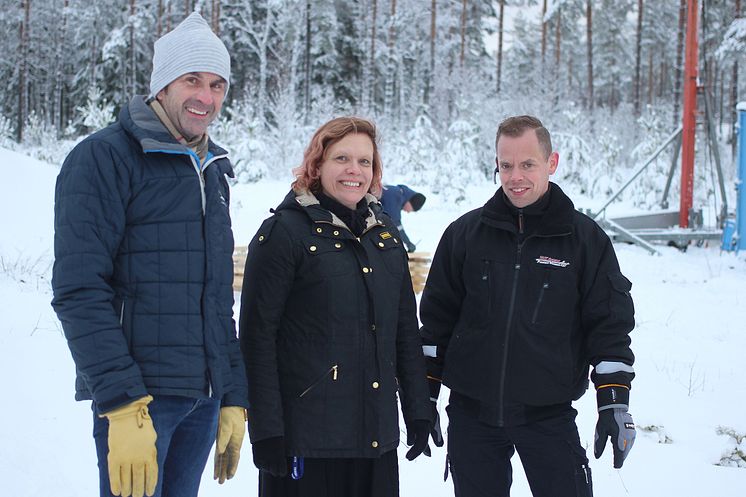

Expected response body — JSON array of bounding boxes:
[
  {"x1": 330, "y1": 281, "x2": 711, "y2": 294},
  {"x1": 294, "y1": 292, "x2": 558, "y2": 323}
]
[{"x1": 239, "y1": 117, "x2": 432, "y2": 497}]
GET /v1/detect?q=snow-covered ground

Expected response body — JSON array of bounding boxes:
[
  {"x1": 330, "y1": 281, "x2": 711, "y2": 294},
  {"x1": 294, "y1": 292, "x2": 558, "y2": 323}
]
[{"x1": 2, "y1": 147, "x2": 745, "y2": 496}]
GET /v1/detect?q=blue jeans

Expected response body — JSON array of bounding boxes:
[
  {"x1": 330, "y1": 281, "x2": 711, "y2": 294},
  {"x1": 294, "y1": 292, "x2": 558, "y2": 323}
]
[{"x1": 93, "y1": 395, "x2": 220, "y2": 497}]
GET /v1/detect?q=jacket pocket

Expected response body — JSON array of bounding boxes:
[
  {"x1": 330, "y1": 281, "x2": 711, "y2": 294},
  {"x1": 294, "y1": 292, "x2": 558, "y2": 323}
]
[
  {"x1": 298, "y1": 364, "x2": 339, "y2": 398},
  {"x1": 305, "y1": 238, "x2": 354, "y2": 278},
  {"x1": 112, "y1": 295, "x2": 134, "y2": 350},
  {"x1": 531, "y1": 274, "x2": 551, "y2": 324},
  {"x1": 608, "y1": 272, "x2": 634, "y2": 318}
]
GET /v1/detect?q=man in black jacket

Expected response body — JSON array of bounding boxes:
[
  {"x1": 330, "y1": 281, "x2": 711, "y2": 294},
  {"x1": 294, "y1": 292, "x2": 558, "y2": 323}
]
[{"x1": 420, "y1": 115, "x2": 636, "y2": 497}]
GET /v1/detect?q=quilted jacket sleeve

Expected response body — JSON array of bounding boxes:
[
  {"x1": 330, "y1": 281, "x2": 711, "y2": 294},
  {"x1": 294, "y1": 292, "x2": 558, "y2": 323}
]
[{"x1": 51, "y1": 139, "x2": 148, "y2": 412}]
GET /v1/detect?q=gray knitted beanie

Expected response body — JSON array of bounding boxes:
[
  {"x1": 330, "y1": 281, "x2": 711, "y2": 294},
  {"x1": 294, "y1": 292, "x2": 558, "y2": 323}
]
[{"x1": 149, "y1": 12, "x2": 231, "y2": 98}]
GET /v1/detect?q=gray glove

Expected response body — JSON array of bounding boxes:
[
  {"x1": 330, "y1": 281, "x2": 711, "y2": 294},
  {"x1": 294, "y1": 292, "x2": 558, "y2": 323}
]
[{"x1": 594, "y1": 384, "x2": 635, "y2": 468}]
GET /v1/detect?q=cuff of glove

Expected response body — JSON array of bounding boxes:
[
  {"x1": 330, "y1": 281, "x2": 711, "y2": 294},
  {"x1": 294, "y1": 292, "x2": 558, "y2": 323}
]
[
  {"x1": 596, "y1": 384, "x2": 629, "y2": 412},
  {"x1": 99, "y1": 395, "x2": 154, "y2": 419}
]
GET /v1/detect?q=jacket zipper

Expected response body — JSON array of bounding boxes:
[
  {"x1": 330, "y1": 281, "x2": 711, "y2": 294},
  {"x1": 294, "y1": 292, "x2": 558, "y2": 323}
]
[
  {"x1": 518, "y1": 209, "x2": 524, "y2": 235},
  {"x1": 299, "y1": 364, "x2": 339, "y2": 398},
  {"x1": 531, "y1": 281, "x2": 550, "y2": 324},
  {"x1": 497, "y1": 243, "x2": 522, "y2": 426},
  {"x1": 188, "y1": 152, "x2": 228, "y2": 215}
]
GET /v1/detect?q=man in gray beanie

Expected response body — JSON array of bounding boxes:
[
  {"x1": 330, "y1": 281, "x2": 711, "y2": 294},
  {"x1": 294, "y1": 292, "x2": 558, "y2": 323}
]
[{"x1": 52, "y1": 11, "x2": 248, "y2": 497}]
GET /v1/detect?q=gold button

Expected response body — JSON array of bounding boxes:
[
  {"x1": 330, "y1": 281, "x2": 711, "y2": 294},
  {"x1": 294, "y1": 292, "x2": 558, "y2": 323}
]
[
  {"x1": 335, "y1": 243, "x2": 342, "y2": 249},
  {"x1": 258, "y1": 235, "x2": 265, "y2": 241},
  {"x1": 371, "y1": 441, "x2": 378, "y2": 448},
  {"x1": 378, "y1": 242, "x2": 384, "y2": 248},
  {"x1": 333, "y1": 230, "x2": 340, "y2": 236},
  {"x1": 316, "y1": 227, "x2": 322, "y2": 233},
  {"x1": 362, "y1": 267, "x2": 369, "y2": 273},
  {"x1": 310, "y1": 245, "x2": 317, "y2": 252},
  {"x1": 372, "y1": 381, "x2": 379, "y2": 389}
]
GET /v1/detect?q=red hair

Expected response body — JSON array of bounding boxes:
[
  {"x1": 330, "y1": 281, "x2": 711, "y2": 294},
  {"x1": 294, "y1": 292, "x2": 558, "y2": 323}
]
[{"x1": 292, "y1": 117, "x2": 383, "y2": 196}]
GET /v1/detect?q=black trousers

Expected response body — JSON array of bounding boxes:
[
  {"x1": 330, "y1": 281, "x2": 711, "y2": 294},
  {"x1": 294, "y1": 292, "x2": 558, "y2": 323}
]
[
  {"x1": 446, "y1": 402, "x2": 593, "y2": 497},
  {"x1": 258, "y1": 449, "x2": 399, "y2": 497}
]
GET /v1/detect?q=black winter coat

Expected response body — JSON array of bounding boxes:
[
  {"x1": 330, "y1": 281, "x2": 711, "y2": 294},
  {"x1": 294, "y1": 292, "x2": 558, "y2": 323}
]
[
  {"x1": 239, "y1": 191, "x2": 430, "y2": 458},
  {"x1": 52, "y1": 96, "x2": 248, "y2": 412},
  {"x1": 420, "y1": 184, "x2": 634, "y2": 426}
]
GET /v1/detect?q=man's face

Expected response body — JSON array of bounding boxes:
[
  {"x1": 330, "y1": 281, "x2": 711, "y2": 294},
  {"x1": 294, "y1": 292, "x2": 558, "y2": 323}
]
[
  {"x1": 156, "y1": 72, "x2": 227, "y2": 141},
  {"x1": 496, "y1": 129, "x2": 558, "y2": 208}
]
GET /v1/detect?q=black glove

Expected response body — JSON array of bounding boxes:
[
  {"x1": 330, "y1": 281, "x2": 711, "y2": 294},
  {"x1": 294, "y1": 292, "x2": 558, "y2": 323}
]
[
  {"x1": 251, "y1": 436, "x2": 288, "y2": 477},
  {"x1": 405, "y1": 420, "x2": 432, "y2": 460},
  {"x1": 593, "y1": 384, "x2": 635, "y2": 468}
]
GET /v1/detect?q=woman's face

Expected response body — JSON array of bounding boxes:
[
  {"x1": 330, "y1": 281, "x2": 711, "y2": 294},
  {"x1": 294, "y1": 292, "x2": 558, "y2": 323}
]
[{"x1": 319, "y1": 133, "x2": 374, "y2": 209}]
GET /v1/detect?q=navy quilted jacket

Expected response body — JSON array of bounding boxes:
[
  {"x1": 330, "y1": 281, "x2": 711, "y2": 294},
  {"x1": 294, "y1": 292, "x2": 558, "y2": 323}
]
[{"x1": 52, "y1": 96, "x2": 248, "y2": 412}]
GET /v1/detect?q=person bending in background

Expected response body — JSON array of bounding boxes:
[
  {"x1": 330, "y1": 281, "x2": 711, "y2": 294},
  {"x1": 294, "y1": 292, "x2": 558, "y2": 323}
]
[
  {"x1": 52, "y1": 13, "x2": 247, "y2": 497},
  {"x1": 239, "y1": 117, "x2": 432, "y2": 497},
  {"x1": 420, "y1": 115, "x2": 636, "y2": 497},
  {"x1": 380, "y1": 184, "x2": 426, "y2": 253}
]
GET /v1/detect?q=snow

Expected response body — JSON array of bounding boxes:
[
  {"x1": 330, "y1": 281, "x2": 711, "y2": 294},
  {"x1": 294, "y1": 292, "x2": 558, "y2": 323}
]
[{"x1": 2, "y1": 147, "x2": 746, "y2": 496}]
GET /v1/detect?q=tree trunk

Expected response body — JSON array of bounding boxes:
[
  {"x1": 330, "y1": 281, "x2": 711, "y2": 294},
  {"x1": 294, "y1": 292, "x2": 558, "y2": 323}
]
[
  {"x1": 212, "y1": 0, "x2": 221, "y2": 34},
  {"x1": 129, "y1": 0, "x2": 137, "y2": 98},
  {"x1": 586, "y1": 0, "x2": 593, "y2": 109},
  {"x1": 52, "y1": 0, "x2": 70, "y2": 131},
  {"x1": 157, "y1": 0, "x2": 163, "y2": 37},
  {"x1": 496, "y1": 0, "x2": 504, "y2": 93},
  {"x1": 673, "y1": 0, "x2": 686, "y2": 127},
  {"x1": 554, "y1": 6, "x2": 561, "y2": 104},
  {"x1": 459, "y1": 0, "x2": 467, "y2": 68},
  {"x1": 304, "y1": 0, "x2": 311, "y2": 118},
  {"x1": 430, "y1": 0, "x2": 436, "y2": 76},
  {"x1": 370, "y1": 0, "x2": 377, "y2": 110},
  {"x1": 18, "y1": 0, "x2": 30, "y2": 142},
  {"x1": 731, "y1": 0, "x2": 741, "y2": 155},
  {"x1": 426, "y1": 0, "x2": 435, "y2": 103},
  {"x1": 541, "y1": 0, "x2": 547, "y2": 70},
  {"x1": 384, "y1": 0, "x2": 397, "y2": 113},
  {"x1": 647, "y1": 49, "x2": 653, "y2": 107},
  {"x1": 634, "y1": 0, "x2": 643, "y2": 115}
]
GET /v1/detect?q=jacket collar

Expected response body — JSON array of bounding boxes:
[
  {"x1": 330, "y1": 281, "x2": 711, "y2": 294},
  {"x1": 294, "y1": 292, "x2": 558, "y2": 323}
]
[
  {"x1": 280, "y1": 189, "x2": 382, "y2": 233},
  {"x1": 480, "y1": 183, "x2": 575, "y2": 236},
  {"x1": 119, "y1": 96, "x2": 233, "y2": 175}
]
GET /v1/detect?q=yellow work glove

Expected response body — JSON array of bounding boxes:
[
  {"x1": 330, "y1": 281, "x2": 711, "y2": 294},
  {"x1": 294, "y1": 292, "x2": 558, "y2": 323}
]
[
  {"x1": 213, "y1": 406, "x2": 247, "y2": 484},
  {"x1": 99, "y1": 395, "x2": 158, "y2": 497}
]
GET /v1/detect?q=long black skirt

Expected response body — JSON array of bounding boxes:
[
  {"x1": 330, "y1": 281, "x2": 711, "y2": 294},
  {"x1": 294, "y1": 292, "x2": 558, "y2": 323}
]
[{"x1": 258, "y1": 449, "x2": 399, "y2": 497}]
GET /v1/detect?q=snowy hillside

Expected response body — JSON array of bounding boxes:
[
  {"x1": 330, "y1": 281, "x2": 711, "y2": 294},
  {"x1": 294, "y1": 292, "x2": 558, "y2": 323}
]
[{"x1": 1, "y1": 148, "x2": 745, "y2": 497}]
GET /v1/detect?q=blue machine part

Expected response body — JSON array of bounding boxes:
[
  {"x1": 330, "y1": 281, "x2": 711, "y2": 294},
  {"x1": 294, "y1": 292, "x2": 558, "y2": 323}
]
[{"x1": 723, "y1": 103, "x2": 746, "y2": 252}]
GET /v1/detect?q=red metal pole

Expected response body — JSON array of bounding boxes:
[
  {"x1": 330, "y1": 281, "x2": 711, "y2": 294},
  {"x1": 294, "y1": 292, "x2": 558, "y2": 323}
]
[{"x1": 679, "y1": 0, "x2": 698, "y2": 228}]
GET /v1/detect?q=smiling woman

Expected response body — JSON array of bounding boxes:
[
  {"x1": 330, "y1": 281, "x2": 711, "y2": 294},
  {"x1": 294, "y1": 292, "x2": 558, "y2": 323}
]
[{"x1": 238, "y1": 116, "x2": 432, "y2": 497}]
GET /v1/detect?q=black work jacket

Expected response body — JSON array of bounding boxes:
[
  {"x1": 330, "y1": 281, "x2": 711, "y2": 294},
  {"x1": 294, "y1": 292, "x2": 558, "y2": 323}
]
[
  {"x1": 239, "y1": 190, "x2": 430, "y2": 458},
  {"x1": 420, "y1": 184, "x2": 635, "y2": 426}
]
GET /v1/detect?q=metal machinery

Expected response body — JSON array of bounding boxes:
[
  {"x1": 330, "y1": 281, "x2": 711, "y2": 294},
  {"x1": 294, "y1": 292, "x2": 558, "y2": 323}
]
[{"x1": 592, "y1": 0, "x2": 731, "y2": 255}]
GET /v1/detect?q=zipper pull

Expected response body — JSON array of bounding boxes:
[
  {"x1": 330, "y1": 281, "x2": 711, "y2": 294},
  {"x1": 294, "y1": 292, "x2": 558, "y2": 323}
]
[
  {"x1": 518, "y1": 209, "x2": 524, "y2": 234},
  {"x1": 332, "y1": 365, "x2": 338, "y2": 380}
]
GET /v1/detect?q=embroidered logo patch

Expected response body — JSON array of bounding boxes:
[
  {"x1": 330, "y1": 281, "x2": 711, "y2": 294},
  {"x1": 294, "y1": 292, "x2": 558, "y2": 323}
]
[
  {"x1": 380, "y1": 231, "x2": 392, "y2": 240},
  {"x1": 535, "y1": 256, "x2": 570, "y2": 268}
]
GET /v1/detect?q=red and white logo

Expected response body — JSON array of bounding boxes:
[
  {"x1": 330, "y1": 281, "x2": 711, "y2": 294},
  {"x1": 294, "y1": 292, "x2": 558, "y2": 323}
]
[{"x1": 535, "y1": 256, "x2": 570, "y2": 268}]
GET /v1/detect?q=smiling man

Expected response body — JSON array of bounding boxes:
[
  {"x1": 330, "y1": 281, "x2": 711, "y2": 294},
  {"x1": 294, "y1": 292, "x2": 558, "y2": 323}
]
[
  {"x1": 52, "y1": 12, "x2": 247, "y2": 497},
  {"x1": 420, "y1": 115, "x2": 637, "y2": 497}
]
